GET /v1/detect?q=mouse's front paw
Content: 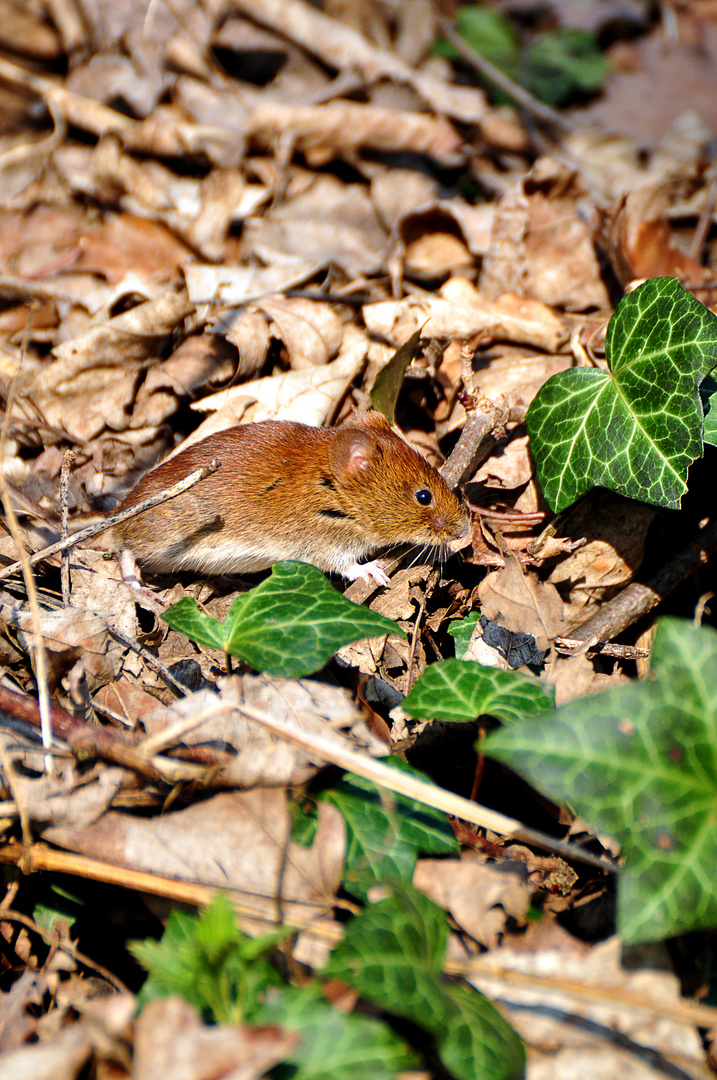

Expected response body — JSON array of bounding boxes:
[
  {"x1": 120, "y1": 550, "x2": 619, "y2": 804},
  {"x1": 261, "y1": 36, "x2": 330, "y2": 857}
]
[{"x1": 345, "y1": 559, "x2": 389, "y2": 586}]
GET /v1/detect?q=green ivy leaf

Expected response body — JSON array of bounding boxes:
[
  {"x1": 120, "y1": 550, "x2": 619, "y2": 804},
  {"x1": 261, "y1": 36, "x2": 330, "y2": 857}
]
[
  {"x1": 447, "y1": 612, "x2": 480, "y2": 658},
  {"x1": 527, "y1": 278, "x2": 717, "y2": 512},
  {"x1": 483, "y1": 617, "x2": 717, "y2": 944},
  {"x1": 163, "y1": 561, "x2": 404, "y2": 678},
  {"x1": 325, "y1": 884, "x2": 525, "y2": 1080},
  {"x1": 324, "y1": 758, "x2": 458, "y2": 900},
  {"x1": 402, "y1": 658, "x2": 554, "y2": 723},
  {"x1": 254, "y1": 985, "x2": 417, "y2": 1080}
]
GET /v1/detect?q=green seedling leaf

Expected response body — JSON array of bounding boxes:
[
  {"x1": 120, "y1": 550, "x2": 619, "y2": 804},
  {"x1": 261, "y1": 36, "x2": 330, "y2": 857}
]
[
  {"x1": 324, "y1": 757, "x2": 458, "y2": 899},
  {"x1": 403, "y1": 658, "x2": 554, "y2": 723},
  {"x1": 163, "y1": 561, "x2": 404, "y2": 678},
  {"x1": 448, "y1": 612, "x2": 480, "y2": 658},
  {"x1": 524, "y1": 28, "x2": 608, "y2": 106},
  {"x1": 370, "y1": 328, "x2": 422, "y2": 425},
  {"x1": 484, "y1": 617, "x2": 717, "y2": 944},
  {"x1": 130, "y1": 893, "x2": 283, "y2": 1023},
  {"x1": 326, "y1": 884, "x2": 525, "y2": 1080},
  {"x1": 527, "y1": 277, "x2": 717, "y2": 512},
  {"x1": 255, "y1": 985, "x2": 417, "y2": 1080}
]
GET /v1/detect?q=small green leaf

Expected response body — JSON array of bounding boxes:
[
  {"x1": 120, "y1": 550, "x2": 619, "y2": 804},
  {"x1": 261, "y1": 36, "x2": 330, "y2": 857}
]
[
  {"x1": 163, "y1": 561, "x2": 405, "y2": 678},
  {"x1": 403, "y1": 658, "x2": 554, "y2": 723},
  {"x1": 324, "y1": 757, "x2": 458, "y2": 899},
  {"x1": 524, "y1": 28, "x2": 608, "y2": 106},
  {"x1": 160, "y1": 596, "x2": 228, "y2": 652},
  {"x1": 483, "y1": 617, "x2": 717, "y2": 944},
  {"x1": 448, "y1": 612, "x2": 480, "y2": 658},
  {"x1": 370, "y1": 329, "x2": 422, "y2": 425},
  {"x1": 527, "y1": 278, "x2": 717, "y2": 512},
  {"x1": 130, "y1": 893, "x2": 283, "y2": 1023},
  {"x1": 255, "y1": 985, "x2": 417, "y2": 1080},
  {"x1": 326, "y1": 884, "x2": 524, "y2": 1080}
]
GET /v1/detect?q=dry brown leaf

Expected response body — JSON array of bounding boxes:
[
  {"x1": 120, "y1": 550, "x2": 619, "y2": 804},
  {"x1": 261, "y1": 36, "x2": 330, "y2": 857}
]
[
  {"x1": 10, "y1": 767, "x2": 125, "y2": 831},
  {"x1": 243, "y1": 99, "x2": 464, "y2": 165},
  {"x1": 233, "y1": 0, "x2": 488, "y2": 124},
  {"x1": 252, "y1": 296, "x2": 343, "y2": 370},
  {"x1": 133, "y1": 997, "x2": 297, "y2": 1080},
  {"x1": 365, "y1": 277, "x2": 567, "y2": 353},
  {"x1": 12, "y1": 608, "x2": 123, "y2": 692},
  {"x1": 414, "y1": 858, "x2": 529, "y2": 948},
  {"x1": 184, "y1": 255, "x2": 321, "y2": 305},
  {"x1": 468, "y1": 936, "x2": 710, "y2": 1080},
  {"x1": 43, "y1": 790, "x2": 345, "y2": 931},
  {"x1": 478, "y1": 536, "x2": 565, "y2": 652},
  {"x1": 21, "y1": 287, "x2": 195, "y2": 442},
  {"x1": 140, "y1": 674, "x2": 384, "y2": 789},
  {"x1": 480, "y1": 158, "x2": 610, "y2": 311},
  {"x1": 243, "y1": 173, "x2": 388, "y2": 278},
  {"x1": 185, "y1": 330, "x2": 367, "y2": 444},
  {"x1": 543, "y1": 490, "x2": 655, "y2": 627},
  {"x1": 0, "y1": 1019, "x2": 94, "y2": 1080}
]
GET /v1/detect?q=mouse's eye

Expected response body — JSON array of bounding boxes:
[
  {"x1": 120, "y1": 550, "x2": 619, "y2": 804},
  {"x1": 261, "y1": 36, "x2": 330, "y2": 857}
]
[{"x1": 415, "y1": 488, "x2": 433, "y2": 506}]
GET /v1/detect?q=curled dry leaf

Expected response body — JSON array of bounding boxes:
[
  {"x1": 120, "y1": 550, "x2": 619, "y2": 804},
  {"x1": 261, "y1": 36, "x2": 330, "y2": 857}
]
[
  {"x1": 478, "y1": 537, "x2": 566, "y2": 653},
  {"x1": 243, "y1": 99, "x2": 464, "y2": 166},
  {"x1": 249, "y1": 296, "x2": 344, "y2": 371},
  {"x1": 140, "y1": 674, "x2": 385, "y2": 789},
  {"x1": 413, "y1": 858, "x2": 529, "y2": 949},
  {"x1": 480, "y1": 158, "x2": 610, "y2": 312},
  {"x1": 365, "y1": 277, "x2": 567, "y2": 354},
  {"x1": 184, "y1": 330, "x2": 367, "y2": 445},
  {"x1": 543, "y1": 490, "x2": 655, "y2": 628},
  {"x1": 20, "y1": 287, "x2": 195, "y2": 442}
]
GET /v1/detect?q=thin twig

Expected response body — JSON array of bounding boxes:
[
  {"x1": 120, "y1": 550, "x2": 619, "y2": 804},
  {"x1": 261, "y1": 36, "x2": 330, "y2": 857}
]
[
  {"x1": 0, "y1": 460, "x2": 220, "y2": 582},
  {"x1": 0, "y1": 908, "x2": 129, "y2": 994},
  {"x1": 566, "y1": 515, "x2": 717, "y2": 649},
  {"x1": 438, "y1": 17, "x2": 578, "y2": 135},
  {"x1": 232, "y1": 701, "x2": 615, "y2": 871},
  {"x1": 0, "y1": 734, "x2": 33, "y2": 862},
  {"x1": 59, "y1": 449, "x2": 76, "y2": 607},
  {"x1": 440, "y1": 395, "x2": 513, "y2": 490},
  {"x1": 107, "y1": 626, "x2": 187, "y2": 696},
  {"x1": 0, "y1": 305, "x2": 53, "y2": 773},
  {"x1": 448, "y1": 954, "x2": 717, "y2": 1030}
]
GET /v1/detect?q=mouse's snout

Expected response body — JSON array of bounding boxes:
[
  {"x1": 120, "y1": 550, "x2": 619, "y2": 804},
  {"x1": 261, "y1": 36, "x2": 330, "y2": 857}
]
[{"x1": 431, "y1": 505, "x2": 470, "y2": 541}]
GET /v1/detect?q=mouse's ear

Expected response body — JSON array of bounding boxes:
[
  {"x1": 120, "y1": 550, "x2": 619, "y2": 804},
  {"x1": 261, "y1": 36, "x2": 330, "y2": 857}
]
[{"x1": 329, "y1": 426, "x2": 377, "y2": 477}]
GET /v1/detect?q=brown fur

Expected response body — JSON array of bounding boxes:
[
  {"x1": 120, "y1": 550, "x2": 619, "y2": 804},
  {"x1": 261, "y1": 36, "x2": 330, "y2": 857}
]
[{"x1": 115, "y1": 412, "x2": 469, "y2": 578}]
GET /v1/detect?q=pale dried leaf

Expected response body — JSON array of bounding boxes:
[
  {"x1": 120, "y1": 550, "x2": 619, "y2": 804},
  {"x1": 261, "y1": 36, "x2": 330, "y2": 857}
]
[
  {"x1": 468, "y1": 937, "x2": 709, "y2": 1080},
  {"x1": 44, "y1": 791, "x2": 345, "y2": 930},
  {"x1": 414, "y1": 858, "x2": 529, "y2": 948},
  {"x1": 478, "y1": 538, "x2": 565, "y2": 652},
  {"x1": 184, "y1": 330, "x2": 366, "y2": 444},
  {"x1": 133, "y1": 997, "x2": 296, "y2": 1080},
  {"x1": 253, "y1": 296, "x2": 343, "y2": 370},
  {"x1": 184, "y1": 254, "x2": 321, "y2": 305},
  {"x1": 364, "y1": 279, "x2": 567, "y2": 353}
]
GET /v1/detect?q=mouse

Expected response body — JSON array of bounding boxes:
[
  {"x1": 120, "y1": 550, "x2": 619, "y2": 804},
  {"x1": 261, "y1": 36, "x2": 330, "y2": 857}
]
[{"x1": 110, "y1": 410, "x2": 470, "y2": 588}]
